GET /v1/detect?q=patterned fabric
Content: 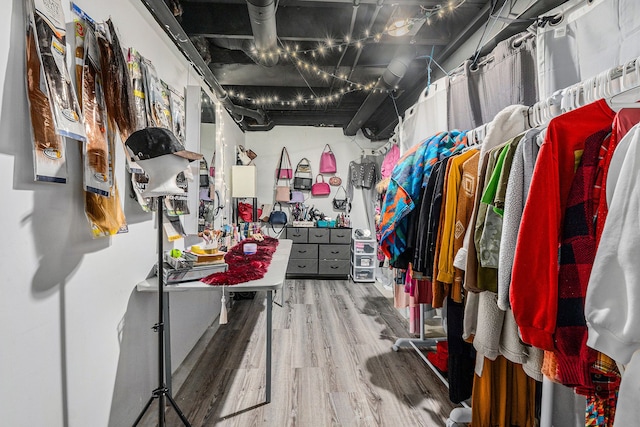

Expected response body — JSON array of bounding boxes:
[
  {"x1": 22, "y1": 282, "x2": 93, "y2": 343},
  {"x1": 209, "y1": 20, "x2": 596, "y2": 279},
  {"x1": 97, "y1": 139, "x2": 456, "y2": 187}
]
[
  {"x1": 555, "y1": 129, "x2": 610, "y2": 389},
  {"x1": 586, "y1": 392, "x2": 617, "y2": 426},
  {"x1": 379, "y1": 131, "x2": 468, "y2": 262}
]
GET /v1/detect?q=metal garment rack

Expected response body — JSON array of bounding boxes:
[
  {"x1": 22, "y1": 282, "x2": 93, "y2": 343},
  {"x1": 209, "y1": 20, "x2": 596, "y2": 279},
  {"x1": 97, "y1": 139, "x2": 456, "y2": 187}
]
[{"x1": 392, "y1": 303, "x2": 471, "y2": 410}]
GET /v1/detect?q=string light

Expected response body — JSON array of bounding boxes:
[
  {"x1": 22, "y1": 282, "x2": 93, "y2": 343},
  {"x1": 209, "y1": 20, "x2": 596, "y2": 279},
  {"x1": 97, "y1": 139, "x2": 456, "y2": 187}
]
[{"x1": 233, "y1": 0, "x2": 466, "y2": 108}]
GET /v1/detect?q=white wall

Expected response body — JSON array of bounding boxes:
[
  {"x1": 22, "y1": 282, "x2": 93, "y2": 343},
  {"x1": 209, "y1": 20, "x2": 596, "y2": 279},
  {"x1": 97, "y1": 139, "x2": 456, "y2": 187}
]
[
  {"x1": 245, "y1": 127, "x2": 386, "y2": 233},
  {"x1": 0, "y1": 1, "x2": 226, "y2": 426}
]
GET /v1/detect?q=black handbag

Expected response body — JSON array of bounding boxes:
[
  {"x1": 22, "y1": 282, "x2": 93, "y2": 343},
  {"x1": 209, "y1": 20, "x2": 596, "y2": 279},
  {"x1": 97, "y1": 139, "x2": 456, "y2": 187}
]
[
  {"x1": 332, "y1": 186, "x2": 349, "y2": 211},
  {"x1": 293, "y1": 158, "x2": 313, "y2": 190},
  {"x1": 269, "y1": 203, "x2": 288, "y2": 225}
]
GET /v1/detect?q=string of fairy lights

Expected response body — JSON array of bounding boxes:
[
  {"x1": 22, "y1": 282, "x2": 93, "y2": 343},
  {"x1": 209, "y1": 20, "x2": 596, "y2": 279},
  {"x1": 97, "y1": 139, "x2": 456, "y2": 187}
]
[{"x1": 224, "y1": 0, "x2": 468, "y2": 107}]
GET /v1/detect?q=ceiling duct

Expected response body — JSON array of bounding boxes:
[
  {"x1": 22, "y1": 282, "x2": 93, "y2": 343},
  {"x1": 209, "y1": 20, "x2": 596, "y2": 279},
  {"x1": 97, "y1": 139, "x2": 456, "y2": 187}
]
[
  {"x1": 139, "y1": 0, "x2": 273, "y2": 131},
  {"x1": 344, "y1": 45, "x2": 415, "y2": 136},
  {"x1": 246, "y1": 0, "x2": 279, "y2": 67}
]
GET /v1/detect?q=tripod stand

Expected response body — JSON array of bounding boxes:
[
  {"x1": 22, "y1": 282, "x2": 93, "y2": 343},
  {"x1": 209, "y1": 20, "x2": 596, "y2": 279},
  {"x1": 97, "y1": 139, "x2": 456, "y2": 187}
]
[{"x1": 133, "y1": 196, "x2": 191, "y2": 427}]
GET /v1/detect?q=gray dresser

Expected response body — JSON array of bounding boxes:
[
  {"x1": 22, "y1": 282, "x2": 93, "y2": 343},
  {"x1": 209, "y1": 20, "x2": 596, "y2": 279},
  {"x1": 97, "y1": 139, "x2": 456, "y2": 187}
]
[{"x1": 284, "y1": 227, "x2": 352, "y2": 278}]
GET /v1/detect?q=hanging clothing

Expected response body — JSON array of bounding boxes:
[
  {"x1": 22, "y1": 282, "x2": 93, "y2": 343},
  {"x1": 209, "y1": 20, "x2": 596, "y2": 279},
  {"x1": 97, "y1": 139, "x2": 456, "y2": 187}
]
[
  {"x1": 460, "y1": 105, "x2": 530, "y2": 293},
  {"x1": 379, "y1": 131, "x2": 467, "y2": 263},
  {"x1": 497, "y1": 128, "x2": 543, "y2": 310},
  {"x1": 452, "y1": 151, "x2": 480, "y2": 295},
  {"x1": 412, "y1": 160, "x2": 444, "y2": 276},
  {"x1": 447, "y1": 296, "x2": 476, "y2": 404},
  {"x1": 586, "y1": 124, "x2": 640, "y2": 364},
  {"x1": 431, "y1": 157, "x2": 456, "y2": 307},
  {"x1": 554, "y1": 128, "x2": 610, "y2": 389},
  {"x1": 436, "y1": 149, "x2": 479, "y2": 287},
  {"x1": 596, "y1": 108, "x2": 640, "y2": 239},
  {"x1": 471, "y1": 356, "x2": 538, "y2": 427},
  {"x1": 511, "y1": 99, "x2": 616, "y2": 351}
]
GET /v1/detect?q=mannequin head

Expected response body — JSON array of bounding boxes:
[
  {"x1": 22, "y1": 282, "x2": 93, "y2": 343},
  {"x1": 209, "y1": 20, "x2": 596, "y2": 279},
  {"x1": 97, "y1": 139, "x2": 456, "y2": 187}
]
[
  {"x1": 124, "y1": 127, "x2": 203, "y2": 197},
  {"x1": 137, "y1": 155, "x2": 189, "y2": 197}
]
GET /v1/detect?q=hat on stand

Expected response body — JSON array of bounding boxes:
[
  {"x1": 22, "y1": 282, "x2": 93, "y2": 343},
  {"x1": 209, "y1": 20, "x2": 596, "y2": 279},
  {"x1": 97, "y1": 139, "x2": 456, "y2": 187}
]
[{"x1": 125, "y1": 127, "x2": 203, "y2": 162}]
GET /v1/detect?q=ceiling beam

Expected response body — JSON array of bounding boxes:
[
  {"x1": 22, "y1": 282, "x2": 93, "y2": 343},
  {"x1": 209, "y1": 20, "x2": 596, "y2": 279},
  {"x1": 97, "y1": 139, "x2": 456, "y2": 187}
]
[
  {"x1": 192, "y1": 33, "x2": 450, "y2": 46},
  {"x1": 184, "y1": 0, "x2": 461, "y2": 6}
]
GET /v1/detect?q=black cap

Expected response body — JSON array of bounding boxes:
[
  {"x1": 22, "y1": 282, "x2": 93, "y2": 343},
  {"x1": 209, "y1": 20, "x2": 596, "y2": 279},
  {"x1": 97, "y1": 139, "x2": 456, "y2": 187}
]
[{"x1": 125, "y1": 127, "x2": 203, "y2": 162}]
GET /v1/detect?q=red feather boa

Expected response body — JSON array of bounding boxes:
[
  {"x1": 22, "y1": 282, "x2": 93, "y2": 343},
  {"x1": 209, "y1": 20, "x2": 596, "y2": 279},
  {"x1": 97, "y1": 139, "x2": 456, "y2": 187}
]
[{"x1": 200, "y1": 236, "x2": 279, "y2": 286}]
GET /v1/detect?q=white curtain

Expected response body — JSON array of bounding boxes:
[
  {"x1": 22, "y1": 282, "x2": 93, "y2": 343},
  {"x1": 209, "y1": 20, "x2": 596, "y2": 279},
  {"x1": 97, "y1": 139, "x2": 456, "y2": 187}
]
[
  {"x1": 537, "y1": 0, "x2": 640, "y2": 99},
  {"x1": 400, "y1": 76, "x2": 449, "y2": 153}
]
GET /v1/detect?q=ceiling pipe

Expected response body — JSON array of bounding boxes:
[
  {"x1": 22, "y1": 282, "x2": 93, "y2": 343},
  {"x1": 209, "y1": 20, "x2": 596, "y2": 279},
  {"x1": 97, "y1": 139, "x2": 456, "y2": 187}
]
[
  {"x1": 138, "y1": 0, "x2": 272, "y2": 130},
  {"x1": 344, "y1": 45, "x2": 415, "y2": 136},
  {"x1": 246, "y1": 0, "x2": 279, "y2": 66}
]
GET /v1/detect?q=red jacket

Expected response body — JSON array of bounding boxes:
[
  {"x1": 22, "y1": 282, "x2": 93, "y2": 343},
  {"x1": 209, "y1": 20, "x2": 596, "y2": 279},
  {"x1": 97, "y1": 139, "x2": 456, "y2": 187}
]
[{"x1": 510, "y1": 100, "x2": 615, "y2": 351}]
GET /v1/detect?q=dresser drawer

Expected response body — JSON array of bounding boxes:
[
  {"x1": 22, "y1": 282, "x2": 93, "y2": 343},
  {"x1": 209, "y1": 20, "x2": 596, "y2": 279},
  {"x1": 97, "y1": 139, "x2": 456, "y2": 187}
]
[
  {"x1": 318, "y1": 259, "x2": 350, "y2": 276},
  {"x1": 319, "y1": 244, "x2": 350, "y2": 260},
  {"x1": 290, "y1": 243, "x2": 318, "y2": 259},
  {"x1": 308, "y1": 228, "x2": 330, "y2": 243},
  {"x1": 330, "y1": 229, "x2": 351, "y2": 244},
  {"x1": 286, "y1": 227, "x2": 309, "y2": 243},
  {"x1": 287, "y1": 259, "x2": 318, "y2": 275}
]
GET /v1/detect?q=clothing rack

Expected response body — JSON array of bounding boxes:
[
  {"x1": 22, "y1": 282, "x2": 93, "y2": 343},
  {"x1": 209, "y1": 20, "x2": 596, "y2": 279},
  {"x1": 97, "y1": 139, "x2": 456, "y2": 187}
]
[{"x1": 389, "y1": 54, "x2": 640, "y2": 425}]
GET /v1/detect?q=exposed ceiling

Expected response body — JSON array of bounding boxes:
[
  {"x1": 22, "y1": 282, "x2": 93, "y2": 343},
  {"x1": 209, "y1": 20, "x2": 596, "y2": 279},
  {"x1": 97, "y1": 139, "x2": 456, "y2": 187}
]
[{"x1": 144, "y1": 0, "x2": 568, "y2": 140}]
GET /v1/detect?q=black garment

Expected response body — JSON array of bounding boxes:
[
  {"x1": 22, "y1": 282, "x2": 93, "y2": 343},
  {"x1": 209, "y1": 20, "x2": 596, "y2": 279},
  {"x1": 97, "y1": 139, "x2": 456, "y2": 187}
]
[
  {"x1": 413, "y1": 157, "x2": 450, "y2": 277},
  {"x1": 412, "y1": 160, "x2": 442, "y2": 274},
  {"x1": 447, "y1": 296, "x2": 476, "y2": 403}
]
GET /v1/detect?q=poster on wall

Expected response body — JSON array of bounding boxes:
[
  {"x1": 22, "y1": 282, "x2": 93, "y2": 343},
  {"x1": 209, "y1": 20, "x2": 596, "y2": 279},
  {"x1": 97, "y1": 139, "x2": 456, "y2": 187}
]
[
  {"x1": 25, "y1": 15, "x2": 68, "y2": 183},
  {"x1": 31, "y1": 0, "x2": 86, "y2": 142}
]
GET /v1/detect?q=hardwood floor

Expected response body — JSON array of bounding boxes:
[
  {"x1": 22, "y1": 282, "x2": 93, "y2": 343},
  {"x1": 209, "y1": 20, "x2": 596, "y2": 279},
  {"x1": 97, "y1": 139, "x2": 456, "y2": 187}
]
[{"x1": 142, "y1": 280, "x2": 457, "y2": 426}]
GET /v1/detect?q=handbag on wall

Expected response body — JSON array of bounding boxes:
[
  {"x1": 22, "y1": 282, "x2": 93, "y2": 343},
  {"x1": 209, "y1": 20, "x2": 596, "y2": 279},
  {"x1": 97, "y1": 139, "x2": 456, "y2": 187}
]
[
  {"x1": 319, "y1": 144, "x2": 337, "y2": 174},
  {"x1": 311, "y1": 174, "x2": 330, "y2": 196},
  {"x1": 275, "y1": 185, "x2": 291, "y2": 202},
  {"x1": 289, "y1": 190, "x2": 305, "y2": 203},
  {"x1": 293, "y1": 158, "x2": 313, "y2": 190},
  {"x1": 276, "y1": 147, "x2": 293, "y2": 179},
  {"x1": 332, "y1": 186, "x2": 348, "y2": 211},
  {"x1": 269, "y1": 203, "x2": 288, "y2": 225},
  {"x1": 329, "y1": 174, "x2": 342, "y2": 186}
]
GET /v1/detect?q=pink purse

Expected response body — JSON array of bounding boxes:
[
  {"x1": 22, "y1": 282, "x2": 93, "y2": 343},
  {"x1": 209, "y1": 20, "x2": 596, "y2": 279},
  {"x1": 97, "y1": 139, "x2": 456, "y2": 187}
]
[
  {"x1": 276, "y1": 147, "x2": 293, "y2": 179},
  {"x1": 319, "y1": 144, "x2": 337, "y2": 174},
  {"x1": 311, "y1": 175, "x2": 330, "y2": 196}
]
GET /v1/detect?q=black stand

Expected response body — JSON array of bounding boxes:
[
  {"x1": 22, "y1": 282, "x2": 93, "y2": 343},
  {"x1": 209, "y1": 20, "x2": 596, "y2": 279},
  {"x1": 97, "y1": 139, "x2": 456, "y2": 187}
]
[{"x1": 133, "y1": 196, "x2": 191, "y2": 427}]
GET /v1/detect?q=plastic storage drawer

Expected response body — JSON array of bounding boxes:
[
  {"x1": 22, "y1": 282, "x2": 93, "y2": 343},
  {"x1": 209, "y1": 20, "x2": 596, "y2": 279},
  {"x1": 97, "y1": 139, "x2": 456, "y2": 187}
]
[{"x1": 353, "y1": 267, "x2": 374, "y2": 282}]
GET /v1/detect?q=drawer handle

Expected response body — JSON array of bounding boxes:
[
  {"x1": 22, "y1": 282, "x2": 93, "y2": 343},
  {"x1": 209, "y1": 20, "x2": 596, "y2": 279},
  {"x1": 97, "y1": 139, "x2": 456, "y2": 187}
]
[
  {"x1": 298, "y1": 265, "x2": 307, "y2": 268},
  {"x1": 330, "y1": 266, "x2": 339, "y2": 269},
  {"x1": 336, "y1": 234, "x2": 346, "y2": 238},
  {"x1": 298, "y1": 250, "x2": 307, "y2": 253},
  {"x1": 331, "y1": 251, "x2": 340, "y2": 254},
  {"x1": 314, "y1": 235, "x2": 323, "y2": 238},
  {"x1": 293, "y1": 234, "x2": 302, "y2": 237}
]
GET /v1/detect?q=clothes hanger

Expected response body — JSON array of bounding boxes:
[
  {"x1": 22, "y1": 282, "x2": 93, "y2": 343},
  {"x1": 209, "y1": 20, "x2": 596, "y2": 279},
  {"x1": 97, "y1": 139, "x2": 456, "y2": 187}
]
[{"x1": 607, "y1": 57, "x2": 640, "y2": 110}]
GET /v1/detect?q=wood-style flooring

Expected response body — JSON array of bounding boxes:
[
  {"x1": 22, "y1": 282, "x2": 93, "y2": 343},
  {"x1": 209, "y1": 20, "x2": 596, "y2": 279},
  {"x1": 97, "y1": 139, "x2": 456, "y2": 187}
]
[{"x1": 141, "y1": 280, "x2": 457, "y2": 426}]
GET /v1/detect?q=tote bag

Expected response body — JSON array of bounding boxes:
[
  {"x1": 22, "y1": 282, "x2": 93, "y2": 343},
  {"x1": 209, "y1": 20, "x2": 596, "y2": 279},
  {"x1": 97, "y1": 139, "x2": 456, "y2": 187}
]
[{"x1": 319, "y1": 144, "x2": 337, "y2": 174}]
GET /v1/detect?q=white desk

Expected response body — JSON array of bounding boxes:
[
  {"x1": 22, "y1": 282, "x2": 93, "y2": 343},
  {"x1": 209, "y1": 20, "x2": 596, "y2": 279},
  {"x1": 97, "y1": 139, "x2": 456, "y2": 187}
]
[{"x1": 137, "y1": 239, "x2": 292, "y2": 403}]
